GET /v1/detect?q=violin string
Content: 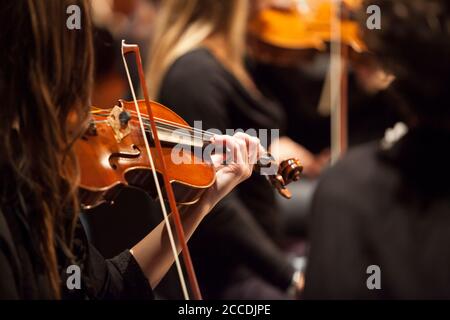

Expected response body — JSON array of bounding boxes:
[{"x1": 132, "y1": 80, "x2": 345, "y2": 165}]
[
  {"x1": 106, "y1": 107, "x2": 213, "y2": 135},
  {"x1": 91, "y1": 117, "x2": 216, "y2": 143},
  {"x1": 91, "y1": 119, "x2": 274, "y2": 164},
  {"x1": 93, "y1": 111, "x2": 215, "y2": 139},
  {"x1": 91, "y1": 109, "x2": 204, "y2": 134},
  {"x1": 120, "y1": 43, "x2": 190, "y2": 300},
  {"x1": 92, "y1": 119, "x2": 213, "y2": 143},
  {"x1": 92, "y1": 109, "x2": 275, "y2": 164},
  {"x1": 92, "y1": 108, "x2": 215, "y2": 138},
  {"x1": 126, "y1": 109, "x2": 214, "y2": 136},
  {"x1": 144, "y1": 120, "x2": 214, "y2": 139}
]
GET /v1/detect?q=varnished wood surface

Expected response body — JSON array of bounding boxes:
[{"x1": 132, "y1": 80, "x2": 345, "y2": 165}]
[{"x1": 75, "y1": 100, "x2": 216, "y2": 207}]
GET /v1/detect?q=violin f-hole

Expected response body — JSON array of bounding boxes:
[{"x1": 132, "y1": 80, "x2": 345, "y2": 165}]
[{"x1": 108, "y1": 144, "x2": 141, "y2": 170}]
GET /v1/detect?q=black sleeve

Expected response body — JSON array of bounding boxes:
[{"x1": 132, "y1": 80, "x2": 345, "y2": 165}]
[
  {"x1": 196, "y1": 193, "x2": 295, "y2": 291},
  {"x1": 84, "y1": 244, "x2": 154, "y2": 300},
  {"x1": 0, "y1": 211, "x2": 154, "y2": 300},
  {"x1": 70, "y1": 220, "x2": 154, "y2": 300},
  {"x1": 158, "y1": 52, "x2": 232, "y2": 132},
  {"x1": 303, "y1": 163, "x2": 371, "y2": 299}
]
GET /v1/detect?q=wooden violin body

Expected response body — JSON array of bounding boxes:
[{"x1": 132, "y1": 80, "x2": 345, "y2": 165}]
[
  {"x1": 76, "y1": 99, "x2": 303, "y2": 209},
  {"x1": 76, "y1": 100, "x2": 215, "y2": 209}
]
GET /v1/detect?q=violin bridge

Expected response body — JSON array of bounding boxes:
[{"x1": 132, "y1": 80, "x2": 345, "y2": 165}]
[{"x1": 107, "y1": 105, "x2": 131, "y2": 143}]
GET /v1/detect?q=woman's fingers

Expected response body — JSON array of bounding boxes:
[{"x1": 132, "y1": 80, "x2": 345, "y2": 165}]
[
  {"x1": 209, "y1": 153, "x2": 226, "y2": 171},
  {"x1": 210, "y1": 135, "x2": 237, "y2": 164},
  {"x1": 233, "y1": 133, "x2": 248, "y2": 166},
  {"x1": 210, "y1": 133, "x2": 265, "y2": 179},
  {"x1": 233, "y1": 132, "x2": 262, "y2": 168}
]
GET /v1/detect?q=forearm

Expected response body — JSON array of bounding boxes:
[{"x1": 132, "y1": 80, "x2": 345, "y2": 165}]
[
  {"x1": 129, "y1": 133, "x2": 260, "y2": 289},
  {"x1": 130, "y1": 198, "x2": 211, "y2": 289}
]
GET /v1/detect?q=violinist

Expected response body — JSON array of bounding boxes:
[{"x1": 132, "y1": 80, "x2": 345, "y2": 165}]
[
  {"x1": 0, "y1": 0, "x2": 264, "y2": 299},
  {"x1": 248, "y1": 0, "x2": 402, "y2": 156},
  {"x1": 305, "y1": 0, "x2": 450, "y2": 299},
  {"x1": 146, "y1": 0, "x2": 305, "y2": 299},
  {"x1": 246, "y1": 0, "x2": 406, "y2": 236}
]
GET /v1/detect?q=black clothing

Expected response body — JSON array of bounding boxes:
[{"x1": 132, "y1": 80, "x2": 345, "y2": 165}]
[
  {"x1": 0, "y1": 203, "x2": 153, "y2": 300},
  {"x1": 248, "y1": 60, "x2": 402, "y2": 153},
  {"x1": 160, "y1": 49, "x2": 286, "y2": 138},
  {"x1": 158, "y1": 48, "x2": 294, "y2": 298},
  {"x1": 305, "y1": 128, "x2": 450, "y2": 299},
  {"x1": 159, "y1": 48, "x2": 286, "y2": 237},
  {"x1": 248, "y1": 60, "x2": 330, "y2": 153},
  {"x1": 347, "y1": 85, "x2": 403, "y2": 147}
]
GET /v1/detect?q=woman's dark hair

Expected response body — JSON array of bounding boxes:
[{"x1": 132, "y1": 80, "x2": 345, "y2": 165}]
[
  {"x1": 0, "y1": 1, "x2": 93, "y2": 297},
  {"x1": 359, "y1": 0, "x2": 450, "y2": 127}
]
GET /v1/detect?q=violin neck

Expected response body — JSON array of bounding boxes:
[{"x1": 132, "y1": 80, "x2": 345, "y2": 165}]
[{"x1": 147, "y1": 129, "x2": 277, "y2": 174}]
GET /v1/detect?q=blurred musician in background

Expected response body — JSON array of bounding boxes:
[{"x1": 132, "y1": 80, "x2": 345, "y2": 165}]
[
  {"x1": 247, "y1": 0, "x2": 404, "y2": 236},
  {"x1": 146, "y1": 0, "x2": 306, "y2": 299},
  {"x1": 248, "y1": 0, "x2": 402, "y2": 153},
  {"x1": 91, "y1": 0, "x2": 161, "y2": 107},
  {"x1": 305, "y1": 0, "x2": 450, "y2": 299},
  {"x1": 92, "y1": 0, "x2": 159, "y2": 45}
]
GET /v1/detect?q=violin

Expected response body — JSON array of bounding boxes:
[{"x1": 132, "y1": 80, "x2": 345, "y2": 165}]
[
  {"x1": 76, "y1": 100, "x2": 303, "y2": 208},
  {"x1": 248, "y1": 0, "x2": 366, "y2": 65},
  {"x1": 75, "y1": 41, "x2": 303, "y2": 300},
  {"x1": 249, "y1": 0, "x2": 368, "y2": 160}
]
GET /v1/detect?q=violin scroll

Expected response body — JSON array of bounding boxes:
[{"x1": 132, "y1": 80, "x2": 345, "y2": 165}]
[
  {"x1": 269, "y1": 158, "x2": 303, "y2": 199},
  {"x1": 256, "y1": 154, "x2": 303, "y2": 199}
]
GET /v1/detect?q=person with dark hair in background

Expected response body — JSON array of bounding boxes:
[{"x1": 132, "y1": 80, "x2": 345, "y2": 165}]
[{"x1": 305, "y1": 0, "x2": 450, "y2": 299}]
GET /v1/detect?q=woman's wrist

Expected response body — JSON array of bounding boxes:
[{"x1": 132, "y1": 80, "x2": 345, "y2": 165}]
[
  {"x1": 196, "y1": 180, "x2": 239, "y2": 216},
  {"x1": 186, "y1": 189, "x2": 218, "y2": 219}
]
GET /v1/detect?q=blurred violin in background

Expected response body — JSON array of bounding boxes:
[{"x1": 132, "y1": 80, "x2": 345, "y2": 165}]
[
  {"x1": 248, "y1": 0, "x2": 366, "y2": 65},
  {"x1": 248, "y1": 0, "x2": 369, "y2": 160},
  {"x1": 250, "y1": 0, "x2": 365, "y2": 50}
]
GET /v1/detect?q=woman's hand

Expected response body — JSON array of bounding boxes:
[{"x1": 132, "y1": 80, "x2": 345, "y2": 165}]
[
  {"x1": 198, "y1": 132, "x2": 263, "y2": 212},
  {"x1": 352, "y1": 53, "x2": 396, "y2": 95}
]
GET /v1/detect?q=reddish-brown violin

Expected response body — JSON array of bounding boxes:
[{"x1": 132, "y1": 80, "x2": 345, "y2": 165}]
[{"x1": 76, "y1": 99, "x2": 304, "y2": 208}]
